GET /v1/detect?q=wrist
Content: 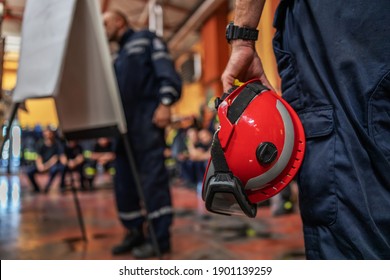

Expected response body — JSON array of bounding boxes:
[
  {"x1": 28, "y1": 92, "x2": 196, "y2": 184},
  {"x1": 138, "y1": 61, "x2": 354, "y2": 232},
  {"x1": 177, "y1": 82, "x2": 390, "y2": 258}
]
[{"x1": 230, "y1": 39, "x2": 256, "y2": 49}]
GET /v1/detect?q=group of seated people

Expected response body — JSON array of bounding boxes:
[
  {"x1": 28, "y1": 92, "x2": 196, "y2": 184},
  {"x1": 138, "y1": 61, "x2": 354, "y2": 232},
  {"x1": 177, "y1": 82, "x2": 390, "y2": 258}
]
[
  {"x1": 26, "y1": 127, "x2": 115, "y2": 194},
  {"x1": 168, "y1": 125, "x2": 213, "y2": 189},
  {"x1": 27, "y1": 124, "x2": 296, "y2": 214}
]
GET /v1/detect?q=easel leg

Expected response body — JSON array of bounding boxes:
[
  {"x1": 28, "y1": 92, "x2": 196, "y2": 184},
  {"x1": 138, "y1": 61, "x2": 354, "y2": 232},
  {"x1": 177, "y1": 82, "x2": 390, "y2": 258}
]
[{"x1": 70, "y1": 172, "x2": 88, "y2": 242}]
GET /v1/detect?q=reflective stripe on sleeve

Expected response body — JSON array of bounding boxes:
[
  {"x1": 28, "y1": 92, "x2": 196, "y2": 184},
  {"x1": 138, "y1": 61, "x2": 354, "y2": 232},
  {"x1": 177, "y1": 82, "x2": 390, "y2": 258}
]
[
  {"x1": 152, "y1": 51, "x2": 172, "y2": 61},
  {"x1": 160, "y1": 85, "x2": 179, "y2": 97},
  {"x1": 124, "y1": 38, "x2": 150, "y2": 55}
]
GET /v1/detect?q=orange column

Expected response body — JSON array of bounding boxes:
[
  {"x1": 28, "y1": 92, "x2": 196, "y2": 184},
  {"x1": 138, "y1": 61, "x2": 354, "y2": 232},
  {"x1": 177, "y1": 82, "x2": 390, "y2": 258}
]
[
  {"x1": 257, "y1": 0, "x2": 281, "y2": 92},
  {"x1": 200, "y1": 1, "x2": 229, "y2": 99}
]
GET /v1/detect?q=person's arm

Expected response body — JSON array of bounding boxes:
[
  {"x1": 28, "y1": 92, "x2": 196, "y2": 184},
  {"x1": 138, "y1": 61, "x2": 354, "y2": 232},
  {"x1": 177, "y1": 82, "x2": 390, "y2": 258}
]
[
  {"x1": 60, "y1": 153, "x2": 68, "y2": 166},
  {"x1": 234, "y1": 0, "x2": 265, "y2": 28},
  {"x1": 221, "y1": 0, "x2": 273, "y2": 92},
  {"x1": 73, "y1": 154, "x2": 84, "y2": 166},
  {"x1": 67, "y1": 154, "x2": 84, "y2": 169},
  {"x1": 44, "y1": 141, "x2": 63, "y2": 170},
  {"x1": 189, "y1": 147, "x2": 211, "y2": 162},
  {"x1": 98, "y1": 152, "x2": 116, "y2": 164},
  {"x1": 71, "y1": 145, "x2": 85, "y2": 167},
  {"x1": 90, "y1": 151, "x2": 101, "y2": 161},
  {"x1": 150, "y1": 33, "x2": 182, "y2": 128},
  {"x1": 43, "y1": 155, "x2": 59, "y2": 170},
  {"x1": 35, "y1": 155, "x2": 45, "y2": 172}
]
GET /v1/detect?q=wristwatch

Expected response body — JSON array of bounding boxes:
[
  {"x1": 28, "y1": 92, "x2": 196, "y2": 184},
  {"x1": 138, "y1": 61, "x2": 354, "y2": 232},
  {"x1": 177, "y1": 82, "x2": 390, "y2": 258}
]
[
  {"x1": 161, "y1": 96, "x2": 173, "y2": 106},
  {"x1": 225, "y1": 22, "x2": 259, "y2": 43}
]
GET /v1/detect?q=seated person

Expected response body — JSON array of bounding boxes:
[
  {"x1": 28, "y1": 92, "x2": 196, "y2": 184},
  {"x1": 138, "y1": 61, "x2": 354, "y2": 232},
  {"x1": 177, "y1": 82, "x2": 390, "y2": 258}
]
[
  {"x1": 60, "y1": 140, "x2": 86, "y2": 192},
  {"x1": 175, "y1": 127, "x2": 198, "y2": 187},
  {"x1": 188, "y1": 128, "x2": 212, "y2": 187},
  {"x1": 85, "y1": 137, "x2": 116, "y2": 188},
  {"x1": 26, "y1": 127, "x2": 64, "y2": 194}
]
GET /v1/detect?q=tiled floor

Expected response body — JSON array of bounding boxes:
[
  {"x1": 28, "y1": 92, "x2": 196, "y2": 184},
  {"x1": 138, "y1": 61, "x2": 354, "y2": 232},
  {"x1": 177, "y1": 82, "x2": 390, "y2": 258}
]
[{"x1": 0, "y1": 172, "x2": 305, "y2": 260}]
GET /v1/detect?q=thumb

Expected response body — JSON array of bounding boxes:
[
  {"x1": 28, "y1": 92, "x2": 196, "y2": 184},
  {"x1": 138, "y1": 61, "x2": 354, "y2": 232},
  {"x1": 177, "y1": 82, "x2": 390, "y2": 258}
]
[{"x1": 221, "y1": 72, "x2": 236, "y2": 93}]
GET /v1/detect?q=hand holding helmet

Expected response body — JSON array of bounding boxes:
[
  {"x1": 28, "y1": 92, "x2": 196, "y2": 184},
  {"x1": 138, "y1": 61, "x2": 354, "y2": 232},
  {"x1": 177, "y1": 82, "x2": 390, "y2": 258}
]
[{"x1": 202, "y1": 79, "x2": 305, "y2": 217}]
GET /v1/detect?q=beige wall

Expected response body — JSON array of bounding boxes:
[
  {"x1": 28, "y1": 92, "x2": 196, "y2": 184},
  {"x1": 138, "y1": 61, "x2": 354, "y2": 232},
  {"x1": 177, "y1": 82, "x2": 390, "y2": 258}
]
[{"x1": 2, "y1": 53, "x2": 59, "y2": 128}]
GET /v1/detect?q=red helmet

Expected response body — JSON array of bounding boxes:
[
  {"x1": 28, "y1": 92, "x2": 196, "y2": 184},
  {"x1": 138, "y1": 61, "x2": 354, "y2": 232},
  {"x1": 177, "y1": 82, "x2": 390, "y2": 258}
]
[{"x1": 202, "y1": 79, "x2": 305, "y2": 217}]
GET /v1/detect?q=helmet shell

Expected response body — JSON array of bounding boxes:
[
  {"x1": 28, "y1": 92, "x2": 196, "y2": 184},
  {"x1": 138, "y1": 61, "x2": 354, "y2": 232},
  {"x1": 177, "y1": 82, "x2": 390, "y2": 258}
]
[{"x1": 203, "y1": 79, "x2": 305, "y2": 204}]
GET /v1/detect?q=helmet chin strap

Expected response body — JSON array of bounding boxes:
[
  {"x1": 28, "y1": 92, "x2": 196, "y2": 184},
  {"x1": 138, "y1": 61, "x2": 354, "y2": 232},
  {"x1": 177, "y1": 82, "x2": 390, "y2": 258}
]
[{"x1": 210, "y1": 131, "x2": 232, "y2": 174}]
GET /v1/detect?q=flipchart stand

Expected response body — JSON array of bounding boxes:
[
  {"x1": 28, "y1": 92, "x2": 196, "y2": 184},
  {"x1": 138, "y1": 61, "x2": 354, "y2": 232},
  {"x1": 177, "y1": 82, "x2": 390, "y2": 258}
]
[{"x1": 2, "y1": 0, "x2": 161, "y2": 258}]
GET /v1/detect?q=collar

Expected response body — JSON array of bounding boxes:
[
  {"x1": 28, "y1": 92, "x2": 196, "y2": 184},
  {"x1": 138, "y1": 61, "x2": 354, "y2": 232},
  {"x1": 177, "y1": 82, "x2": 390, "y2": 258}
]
[{"x1": 119, "y1": 29, "x2": 134, "y2": 48}]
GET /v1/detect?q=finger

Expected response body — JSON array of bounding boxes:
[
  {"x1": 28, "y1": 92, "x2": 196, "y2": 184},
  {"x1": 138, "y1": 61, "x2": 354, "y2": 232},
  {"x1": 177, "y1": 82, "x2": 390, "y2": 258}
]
[{"x1": 221, "y1": 72, "x2": 235, "y2": 93}]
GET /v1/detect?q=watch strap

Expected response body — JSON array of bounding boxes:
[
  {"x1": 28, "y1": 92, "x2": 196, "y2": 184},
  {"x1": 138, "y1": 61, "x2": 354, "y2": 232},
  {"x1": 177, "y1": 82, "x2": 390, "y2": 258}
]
[{"x1": 226, "y1": 22, "x2": 258, "y2": 43}]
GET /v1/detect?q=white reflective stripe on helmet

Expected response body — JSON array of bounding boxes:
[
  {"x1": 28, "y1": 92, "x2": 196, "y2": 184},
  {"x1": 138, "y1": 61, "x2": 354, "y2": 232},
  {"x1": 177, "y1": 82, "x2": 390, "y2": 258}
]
[{"x1": 245, "y1": 99, "x2": 295, "y2": 190}]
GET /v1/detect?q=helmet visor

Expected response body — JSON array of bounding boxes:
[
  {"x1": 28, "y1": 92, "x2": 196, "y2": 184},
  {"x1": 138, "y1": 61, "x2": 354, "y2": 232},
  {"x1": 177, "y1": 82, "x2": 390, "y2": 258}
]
[
  {"x1": 204, "y1": 173, "x2": 257, "y2": 218},
  {"x1": 210, "y1": 192, "x2": 248, "y2": 216}
]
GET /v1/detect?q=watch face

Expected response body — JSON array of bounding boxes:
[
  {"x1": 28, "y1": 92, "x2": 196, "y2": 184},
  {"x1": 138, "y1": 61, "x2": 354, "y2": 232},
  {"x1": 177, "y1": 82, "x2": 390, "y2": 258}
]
[
  {"x1": 161, "y1": 97, "x2": 172, "y2": 105},
  {"x1": 226, "y1": 22, "x2": 234, "y2": 41}
]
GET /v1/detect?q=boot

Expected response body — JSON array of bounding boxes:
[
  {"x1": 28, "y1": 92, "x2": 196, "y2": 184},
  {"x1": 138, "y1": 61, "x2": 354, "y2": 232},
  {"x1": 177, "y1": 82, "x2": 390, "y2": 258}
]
[
  {"x1": 112, "y1": 228, "x2": 145, "y2": 255},
  {"x1": 131, "y1": 242, "x2": 171, "y2": 259}
]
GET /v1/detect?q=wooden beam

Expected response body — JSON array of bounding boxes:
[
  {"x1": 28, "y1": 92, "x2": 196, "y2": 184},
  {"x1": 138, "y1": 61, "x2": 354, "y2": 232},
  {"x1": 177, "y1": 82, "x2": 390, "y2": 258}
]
[
  {"x1": 159, "y1": 0, "x2": 191, "y2": 14},
  {"x1": 168, "y1": 0, "x2": 225, "y2": 51}
]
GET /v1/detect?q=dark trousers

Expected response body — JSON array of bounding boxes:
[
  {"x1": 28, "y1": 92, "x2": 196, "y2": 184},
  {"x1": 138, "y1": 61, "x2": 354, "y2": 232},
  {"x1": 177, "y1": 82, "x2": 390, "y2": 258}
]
[
  {"x1": 274, "y1": 0, "x2": 390, "y2": 259},
  {"x1": 27, "y1": 162, "x2": 64, "y2": 192},
  {"x1": 178, "y1": 159, "x2": 207, "y2": 187},
  {"x1": 114, "y1": 102, "x2": 173, "y2": 250},
  {"x1": 60, "y1": 164, "x2": 86, "y2": 190}
]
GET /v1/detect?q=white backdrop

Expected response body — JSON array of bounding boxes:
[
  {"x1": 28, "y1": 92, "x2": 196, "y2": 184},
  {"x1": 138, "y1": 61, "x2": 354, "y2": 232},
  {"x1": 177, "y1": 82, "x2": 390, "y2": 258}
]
[{"x1": 13, "y1": 0, "x2": 127, "y2": 137}]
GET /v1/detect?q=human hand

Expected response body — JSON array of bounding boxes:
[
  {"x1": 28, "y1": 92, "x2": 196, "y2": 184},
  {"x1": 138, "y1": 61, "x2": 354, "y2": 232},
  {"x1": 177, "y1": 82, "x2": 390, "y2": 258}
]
[
  {"x1": 68, "y1": 160, "x2": 75, "y2": 169},
  {"x1": 153, "y1": 104, "x2": 171, "y2": 128},
  {"x1": 221, "y1": 41, "x2": 274, "y2": 93},
  {"x1": 36, "y1": 162, "x2": 45, "y2": 172}
]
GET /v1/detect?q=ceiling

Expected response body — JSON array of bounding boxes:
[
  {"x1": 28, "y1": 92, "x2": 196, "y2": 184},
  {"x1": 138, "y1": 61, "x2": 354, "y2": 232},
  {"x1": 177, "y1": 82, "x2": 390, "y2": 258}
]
[{"x1": 1, "y1": 0, "x2": 232, "y2": 57}]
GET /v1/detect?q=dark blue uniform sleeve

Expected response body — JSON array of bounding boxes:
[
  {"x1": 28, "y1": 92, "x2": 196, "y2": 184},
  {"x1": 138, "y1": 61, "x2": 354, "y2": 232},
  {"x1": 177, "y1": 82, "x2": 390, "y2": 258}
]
[{"x1": 150, "y1": 35, "x2": 182, "y2": 106}]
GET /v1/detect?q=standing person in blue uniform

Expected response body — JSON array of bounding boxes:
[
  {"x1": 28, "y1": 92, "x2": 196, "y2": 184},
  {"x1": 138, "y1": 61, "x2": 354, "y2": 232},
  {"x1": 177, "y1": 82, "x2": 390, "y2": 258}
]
[
  {"x1": 222, "y1": 0, "x2": 390, "y2": 259},
  {"x1": 103, "y1": 10, "x2": 182, "y2": 258}
]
